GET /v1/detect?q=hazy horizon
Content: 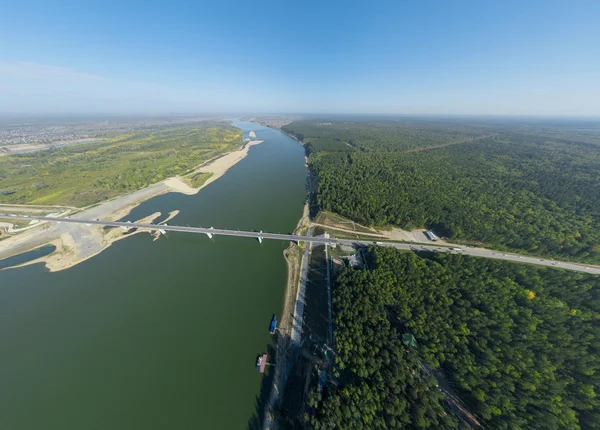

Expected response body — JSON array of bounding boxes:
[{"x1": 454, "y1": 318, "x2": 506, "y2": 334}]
[
  {"x1": 2, "y1": 112, "x2": 600, "y2": 120},
  {"x1": 2, "y1": 1, "x2": 599, "y2": 116}
]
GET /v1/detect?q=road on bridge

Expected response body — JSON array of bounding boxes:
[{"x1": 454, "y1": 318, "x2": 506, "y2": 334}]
[{"x1": 2, "y1": 214, "x2": 599, "y2": 275}]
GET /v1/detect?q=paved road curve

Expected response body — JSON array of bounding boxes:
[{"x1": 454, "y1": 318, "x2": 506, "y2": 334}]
[{"x1": 2, "y1": 214, "x2": 599, "y2": 275}]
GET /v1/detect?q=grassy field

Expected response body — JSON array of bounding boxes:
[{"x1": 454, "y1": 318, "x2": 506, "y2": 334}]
[
  {"x1": 182, "y1": 171, "x2": 214, "y2": 188},
  {"x1": 0, "y1": 123, "x2": 242, "y2": 207},
  {"x1": 313, "y1": 210, "x2": 377, "y2": 234},
  {"x1": 0, "y1": 217, "x2": 27, "y2": 227}
]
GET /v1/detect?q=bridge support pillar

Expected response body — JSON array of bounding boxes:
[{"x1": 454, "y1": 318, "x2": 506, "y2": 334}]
[{"x1": 206, "y1": 227, "x2": 214, "y2": 239}]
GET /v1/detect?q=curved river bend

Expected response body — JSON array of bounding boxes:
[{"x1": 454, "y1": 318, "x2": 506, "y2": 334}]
[{"x1": 0, "y1": 121, "x2": 307, "y2": 429}]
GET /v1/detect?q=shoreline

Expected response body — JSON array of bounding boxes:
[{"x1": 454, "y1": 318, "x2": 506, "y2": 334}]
[
  {"x1": 162, "y1": 140, "x2": 263, "y2": 195},
  {"x1": 14, "y1": 211, "x2": 179, "y2": 272},
  {"x1": 0, "y1": 138, "x2": 264, "y2": 271},
  {"x1": 263, "y1": 128, "x2": 310, "y2": 428},
  {"x1": 263, "y1": 202, "x2": 310, "y2": 429}
]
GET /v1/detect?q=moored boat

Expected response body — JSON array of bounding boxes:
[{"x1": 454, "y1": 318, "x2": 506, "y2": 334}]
[{"x1": 256, "y1": 354, "x2": 268, "y2": 373}]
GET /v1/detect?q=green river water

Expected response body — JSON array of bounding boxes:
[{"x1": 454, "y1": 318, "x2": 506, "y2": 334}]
[{"x1": 0, "y1": 121, "x2": 307, "y2": 429}]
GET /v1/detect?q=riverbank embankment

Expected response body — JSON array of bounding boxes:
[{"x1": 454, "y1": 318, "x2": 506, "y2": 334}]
[{"x1": 263, "y1": 202, "x2": 310, "y2": 429}]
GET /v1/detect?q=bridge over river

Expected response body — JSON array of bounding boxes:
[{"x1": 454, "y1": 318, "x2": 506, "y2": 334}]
[{"x1": 2, "y1": 214, "x2": 599, "y2": 275}]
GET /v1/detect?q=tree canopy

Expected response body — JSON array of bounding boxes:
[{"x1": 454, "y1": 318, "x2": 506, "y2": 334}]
[
  {"x1": 311, "y1": 248, "x2": 600, "y2": 429},
  {"x1": 283, "y1": 120, "x2": 600, "y2": 263}
]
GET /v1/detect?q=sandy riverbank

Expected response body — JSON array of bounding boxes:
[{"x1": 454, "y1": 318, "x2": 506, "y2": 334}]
[
  {"x1": 282, "y1": 203, "x2": 310, "y2": 336},
  {"x1": 12, "y1": 210, "x2": 180, "y2": 273},
  {"x1": 0, "y1": 138, "x2": 264, "y2": 271},
  {"x1": 163, "y1": 140, "x2": 263, "y2": 195},
  {"x1": 263, "y1": 202, "x2": 310, "y2": 429}
]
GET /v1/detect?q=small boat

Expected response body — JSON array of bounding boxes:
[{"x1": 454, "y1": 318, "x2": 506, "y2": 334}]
[
  {"x1": 256, "y1": 354, "x2": 268, "y2": 373},
  {"x1": 269, "y1": 314, "x2": 277, "y2": 334}
]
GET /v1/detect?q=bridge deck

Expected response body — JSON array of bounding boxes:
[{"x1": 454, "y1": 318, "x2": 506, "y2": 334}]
[{"x1": 1, "y1": 214, "x2": 598, "y2": 274}]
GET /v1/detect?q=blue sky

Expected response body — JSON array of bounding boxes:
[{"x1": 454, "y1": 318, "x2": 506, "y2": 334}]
[{"x1": 1, "y1": 0, "x2": 599, "y2": 115}]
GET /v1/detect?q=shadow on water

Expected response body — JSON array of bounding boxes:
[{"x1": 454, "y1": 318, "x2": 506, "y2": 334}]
[
  {"x1": 0, "y1": 245, "x2": 56, "y2": 270},
  {"x1": 247, "y1": 342, "x2": 278, "y2": 430}
]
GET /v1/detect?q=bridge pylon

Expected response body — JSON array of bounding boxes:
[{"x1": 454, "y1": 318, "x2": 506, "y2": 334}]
[{"x1": 206, "y1": 227, "x2": 214, "y2": 239}]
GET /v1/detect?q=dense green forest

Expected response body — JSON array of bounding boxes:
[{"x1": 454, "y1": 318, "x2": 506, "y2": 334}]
[
  {"x1": 310, "y1": 248, "x2": 600, "y2": 429},
  {"x1": 283, "y1": 120, "x2": 600, "y2": 263},
  {"x1": 0, "y1": 123, "x2": 242, "y2": 207},
  {"x1": 284, "y1": 120, "x2": 488, "y2": 154}
]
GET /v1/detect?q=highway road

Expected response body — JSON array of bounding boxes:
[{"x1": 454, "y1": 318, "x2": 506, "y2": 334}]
[{"x1": 2, "y1": 213, "x2": 599, "y2": 275}]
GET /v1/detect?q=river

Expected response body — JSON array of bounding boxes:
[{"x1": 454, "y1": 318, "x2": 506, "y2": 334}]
[{"x1": 0, "y1": 120, "x2": 307, "y2": 429}]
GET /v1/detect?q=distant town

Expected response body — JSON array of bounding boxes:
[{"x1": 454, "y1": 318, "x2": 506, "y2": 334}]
[
  {"x1": 0, "y1": 123, "x2": 95, "y2": 146},
  {"x1": 0, "y1": 116, "x2": 221, "y2": 155}
]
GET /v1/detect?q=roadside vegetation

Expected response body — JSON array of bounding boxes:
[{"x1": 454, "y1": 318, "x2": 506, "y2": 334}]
[
  {"x1": 308, "y1": 247, "x2": 600, "y2": 429},
  {"x1": 283, "y1": 119, "x2": 600, "y2": 264},
  {"x1": 0, "y1": 123, "x2": 242, "y2": 207}
]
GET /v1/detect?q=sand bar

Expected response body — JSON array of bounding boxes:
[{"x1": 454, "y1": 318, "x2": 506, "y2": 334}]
[
  {"x1": 0, "y1": 139, "x2": 264, "y2": 270},
  {"x1": 164, "y1": 140, "x2": 263, "y2": 195},
  {"x1": 13, "y1": 212, "x2": 163, "y2": 272}
]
